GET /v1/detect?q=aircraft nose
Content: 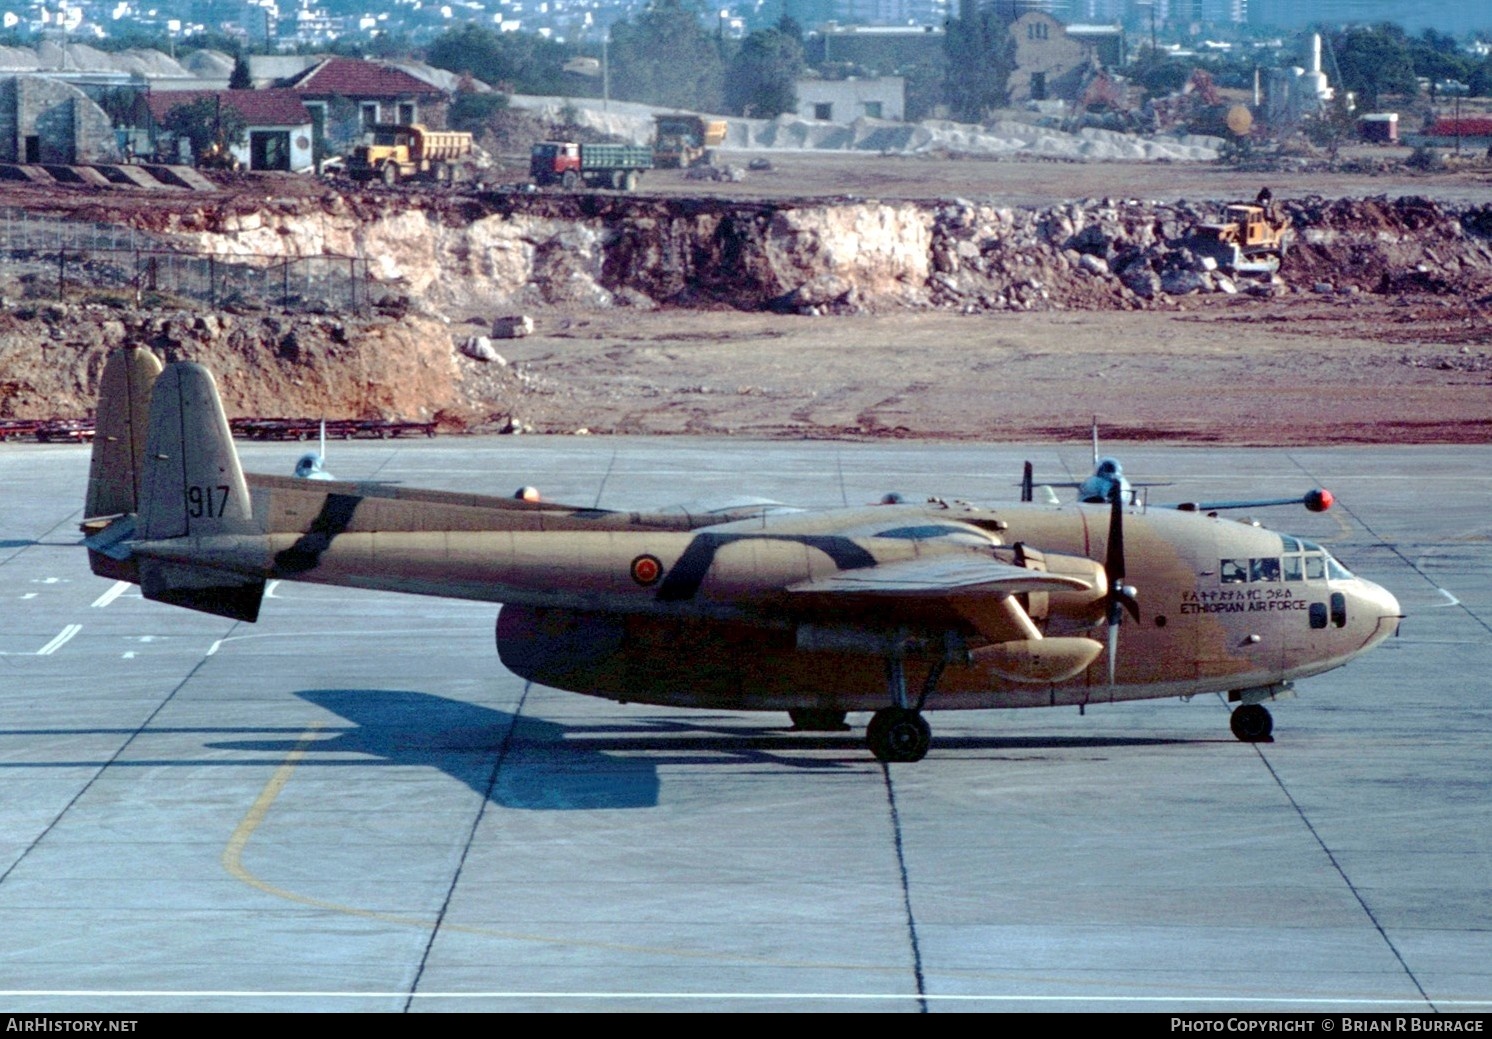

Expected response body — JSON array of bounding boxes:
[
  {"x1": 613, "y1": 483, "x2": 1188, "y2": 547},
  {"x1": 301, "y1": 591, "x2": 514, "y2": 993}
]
[{"x1": 1355, "y1": 579, "x2": 1402, "y2": 649}]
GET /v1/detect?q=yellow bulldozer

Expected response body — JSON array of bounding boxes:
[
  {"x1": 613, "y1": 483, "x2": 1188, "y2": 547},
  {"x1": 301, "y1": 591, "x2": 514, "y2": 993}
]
[{"x1": 1187, "y1": 202, "x2": 1292, "y2": 274}]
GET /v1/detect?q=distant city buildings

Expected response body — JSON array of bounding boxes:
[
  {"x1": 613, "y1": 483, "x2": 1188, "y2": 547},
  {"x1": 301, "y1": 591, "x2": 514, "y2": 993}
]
[{"x1": 0, "y1": 0, "x2": 1485, "y2": 56}]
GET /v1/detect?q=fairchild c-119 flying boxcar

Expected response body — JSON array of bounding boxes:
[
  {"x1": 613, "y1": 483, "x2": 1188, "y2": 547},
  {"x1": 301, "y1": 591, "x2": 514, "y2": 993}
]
[{"x1": 81, "y1": 348, "x2": 1401, "y2": 762}]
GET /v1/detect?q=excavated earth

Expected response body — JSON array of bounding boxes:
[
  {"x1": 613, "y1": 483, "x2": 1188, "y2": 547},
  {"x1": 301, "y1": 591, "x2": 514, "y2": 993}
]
[{"x1": 0, "y1": 158, "x2": 1488, "y2": 446}]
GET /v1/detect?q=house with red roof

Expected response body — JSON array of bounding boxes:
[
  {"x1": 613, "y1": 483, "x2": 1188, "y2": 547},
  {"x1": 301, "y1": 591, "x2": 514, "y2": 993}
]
[
  {"x1": 285, "y1": 57, "x2": 448, "y2": 133},
  {"x1": 146, "y1": 89, "x2": 314, "y2": 172}
]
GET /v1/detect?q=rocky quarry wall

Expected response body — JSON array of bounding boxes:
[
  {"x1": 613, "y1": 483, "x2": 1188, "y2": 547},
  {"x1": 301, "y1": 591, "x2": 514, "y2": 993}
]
[
  {"x1": 3, "y1": 191, "x2": 1489, "y2": 424},
  {"x1": 161, "y1": 192, "x2": 1492, "y2": 316}
]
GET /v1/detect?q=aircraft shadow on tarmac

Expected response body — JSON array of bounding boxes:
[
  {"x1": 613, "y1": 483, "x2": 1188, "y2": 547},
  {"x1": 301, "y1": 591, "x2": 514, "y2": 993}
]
[
  {"x1": 221, "y1": 690, "x2": 1199, "y2": 803},
  {"x1": 11, "y1": 689, "x2": 1201, "y2": 812}
]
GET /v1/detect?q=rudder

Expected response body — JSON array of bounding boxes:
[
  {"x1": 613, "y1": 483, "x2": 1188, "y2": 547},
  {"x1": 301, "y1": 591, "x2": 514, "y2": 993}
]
[
  {"x1": 84, "y1": 347, "x2": 163, "y2": 522},
  {"x1": 135, "y1": 362, "x2": 265, "y2": 621}
]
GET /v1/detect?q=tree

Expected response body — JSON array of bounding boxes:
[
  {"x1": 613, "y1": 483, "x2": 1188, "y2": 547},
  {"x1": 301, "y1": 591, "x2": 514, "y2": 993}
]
[
  {"x1": 610, "y1": 0, "x2": 725, "y2": 112},
  {"x1": 313, "y1": 96, "x2": 364, "y2": 164},
  {"x1": 1469, "y1": 56, "x2": 1492, "y2": 99},
  {"x1": 228, "y1": 53, "x2": 252, "y2": 90},
  {"x1": 1407, "y1": 28, "x2": 1472, "y2": 88},
  {"x1": 426, "y1": 24, "x2": 576, "y2": 95},
  {"x1": 1332, "y1": 24, "x2": 1418, "y2": 110},
  {"x1": 448, "y1": 90, "x2": 511, "y2": 135},
  {"x1": 1128, "y1": 46, "x2": 1190, "y2": 100},
  {"x1": 942, "y1": 3, "x2": 1014, "y2": 123},
  {"x1": 725, "y1": 26, "x2": 803, "y2": 118},
  {"x1": 160, "y1": 96, "x2": 247, "y2": 165}
]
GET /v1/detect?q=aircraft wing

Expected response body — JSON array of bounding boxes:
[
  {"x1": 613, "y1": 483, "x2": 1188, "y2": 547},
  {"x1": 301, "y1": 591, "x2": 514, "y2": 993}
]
[
  {"x1": 787, "y1": 555, "x2": 1092, "y2": 596},
  {"x1": 789, "y1": 554, "x2": 1101, "y2": 663}
]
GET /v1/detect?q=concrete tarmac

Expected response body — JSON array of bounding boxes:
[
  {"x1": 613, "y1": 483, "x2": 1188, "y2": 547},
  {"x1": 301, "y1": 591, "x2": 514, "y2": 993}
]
[{"x1": 0, "y1": 436, "x2": 1487, "y2": 1012}]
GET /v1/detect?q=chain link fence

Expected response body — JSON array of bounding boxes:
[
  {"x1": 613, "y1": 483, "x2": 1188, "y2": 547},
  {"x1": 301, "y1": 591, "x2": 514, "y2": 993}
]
[{"x1": 0, "y1": 207, "x2": 370, "y2": 315}]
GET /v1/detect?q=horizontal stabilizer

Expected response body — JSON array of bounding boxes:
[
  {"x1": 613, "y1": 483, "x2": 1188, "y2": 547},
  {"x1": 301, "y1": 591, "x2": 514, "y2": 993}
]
[
  {"x1": 788, "y1": 555, "x2": 1092, "y2": 597},
  {"x1": 139, "y1": 559, "x2": 265, "y2": 622},
  {"x1": 84, "y1": 514, "x2": 136, "y2": 562}
]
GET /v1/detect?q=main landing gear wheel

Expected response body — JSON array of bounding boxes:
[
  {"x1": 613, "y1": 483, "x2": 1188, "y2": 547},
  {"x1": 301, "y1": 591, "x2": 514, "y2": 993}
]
[
  {"x1": 788, "y1": 708, "x2": 849, "y2": 732},
  {"x1": 1230, "y1": 703, "x2": 1274, "y2": 742},
  {"x1": 866, "y1": 707, "x2": 931, "y2": 763}
]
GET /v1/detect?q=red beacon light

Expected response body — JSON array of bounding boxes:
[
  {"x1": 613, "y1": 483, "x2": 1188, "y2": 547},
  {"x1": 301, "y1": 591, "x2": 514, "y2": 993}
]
[{"x1": 1304, "y1": 489, "x2": 1333, "y2": 513}]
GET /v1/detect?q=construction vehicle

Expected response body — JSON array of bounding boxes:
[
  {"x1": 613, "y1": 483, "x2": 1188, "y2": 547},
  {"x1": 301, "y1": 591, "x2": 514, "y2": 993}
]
[
  {"x1": 652, "y1": 114, "x2": 728, "y2": 168},
  {"x1": 529, "y1": 141, "x2": 652, "y2": 190},
  {"x1": 1186, "y1": 202, "x2": 1292, "y2": 274},
  {"x1": 197, "y1": 142, "x2": 241, "y2": 171},
  {"x1": 347, "y1": 124, "x2": 474, "y2": 186}
]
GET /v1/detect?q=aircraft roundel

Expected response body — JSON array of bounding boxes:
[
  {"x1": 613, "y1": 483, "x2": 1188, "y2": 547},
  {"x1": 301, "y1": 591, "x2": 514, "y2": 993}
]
[{"x1": 631, "y1": 554, "x2": 663, "y2": 586}]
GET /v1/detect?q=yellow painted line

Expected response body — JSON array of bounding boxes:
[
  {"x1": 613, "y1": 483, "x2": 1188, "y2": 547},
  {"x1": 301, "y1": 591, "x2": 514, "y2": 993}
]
[{"x1": 220, "y1": 724, "x2": 952, "y2": 978}]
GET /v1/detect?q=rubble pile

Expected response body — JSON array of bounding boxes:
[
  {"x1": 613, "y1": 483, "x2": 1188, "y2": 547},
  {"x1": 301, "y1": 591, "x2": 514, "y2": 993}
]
[{"x1": 154, "y1": 190, "x2": 1492, "y2": 317}]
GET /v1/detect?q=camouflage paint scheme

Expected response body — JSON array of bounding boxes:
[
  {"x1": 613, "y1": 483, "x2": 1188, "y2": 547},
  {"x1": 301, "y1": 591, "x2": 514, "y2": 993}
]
[{"x1": 82, "y1": 349, "x2": 1401, "y2": 761}]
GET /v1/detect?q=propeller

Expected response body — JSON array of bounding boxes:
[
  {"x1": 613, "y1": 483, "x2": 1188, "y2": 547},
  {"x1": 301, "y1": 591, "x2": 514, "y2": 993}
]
[{"x1": 1105, "y1": 484, "x2": 1141, "y2": 687}]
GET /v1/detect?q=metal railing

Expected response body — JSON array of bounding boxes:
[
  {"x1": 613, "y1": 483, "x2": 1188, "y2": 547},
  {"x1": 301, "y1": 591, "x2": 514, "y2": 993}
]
[{"x1": 0, "y1": 207, "x2": 370, "y2": 314}]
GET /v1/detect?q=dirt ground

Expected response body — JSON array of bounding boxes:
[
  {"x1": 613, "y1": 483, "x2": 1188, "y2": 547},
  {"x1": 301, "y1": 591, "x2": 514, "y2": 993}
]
[
  {"x1": 466, "y1": 295, "x2": 1492, "y2": 445},
  {"x1": 3, "y1": 152, "x2": 1490, "y2": 447}
]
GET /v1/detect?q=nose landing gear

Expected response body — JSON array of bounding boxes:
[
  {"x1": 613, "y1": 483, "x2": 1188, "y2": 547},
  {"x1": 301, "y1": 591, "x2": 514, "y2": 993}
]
[{"x1": 1230, "y1": 703, "x2": 1274, "y2": 742}]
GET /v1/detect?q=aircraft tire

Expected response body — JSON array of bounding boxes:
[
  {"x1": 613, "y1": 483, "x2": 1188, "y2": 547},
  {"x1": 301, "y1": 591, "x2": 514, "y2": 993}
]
[
  {"x1": 788, "y1": 708, "x2": 849, "y2": 732},
  {"x1": 1230, "y1": 703, "x2": 1274, "y2": 742},
  {"x1": 867, "y1": 707, "x2": 931, "y2": 763}
]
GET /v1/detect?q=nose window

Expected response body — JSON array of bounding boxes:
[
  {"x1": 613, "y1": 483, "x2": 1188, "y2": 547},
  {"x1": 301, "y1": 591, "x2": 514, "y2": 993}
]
[
  {"x1": 1310, "y1": 602, "x2": 1327, "y2": 629},
  {"x1": 1330, "y1": 592, "x2": 1347, "y2": 628}
]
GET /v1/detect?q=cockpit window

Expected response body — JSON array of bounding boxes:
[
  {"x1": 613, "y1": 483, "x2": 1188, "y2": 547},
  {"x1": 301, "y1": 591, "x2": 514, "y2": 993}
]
[
  {"x1": 1250, "y1": 557, "x2": 1281, "y2": 582},
  {"x1": 1220, "y1": 559, "x2": 1248, "y2": 583}
]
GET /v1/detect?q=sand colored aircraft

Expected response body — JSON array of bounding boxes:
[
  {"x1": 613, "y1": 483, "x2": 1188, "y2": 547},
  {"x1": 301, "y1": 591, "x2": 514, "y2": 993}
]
[{"x1": 81, "y1": 349, "x2": 1402, "y2": 762}]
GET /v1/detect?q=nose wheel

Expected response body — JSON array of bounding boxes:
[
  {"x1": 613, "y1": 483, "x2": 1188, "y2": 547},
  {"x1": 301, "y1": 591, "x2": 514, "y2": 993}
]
[{"x1": 1230, "y1": 703, "x2": 1274, "y2": 742}]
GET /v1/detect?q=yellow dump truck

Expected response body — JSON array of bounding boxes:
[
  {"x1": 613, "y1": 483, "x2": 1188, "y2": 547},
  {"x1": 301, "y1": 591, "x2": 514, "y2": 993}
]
[
  {"x1": 347, "y1": 124, "x2": 474, "y2": 185},
  {"x1": 653, "y1": 114, "x2": 728, "y2": 168}
]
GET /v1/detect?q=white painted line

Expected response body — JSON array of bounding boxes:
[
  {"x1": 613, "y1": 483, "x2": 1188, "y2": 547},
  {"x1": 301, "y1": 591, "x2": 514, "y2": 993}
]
[
  {"x1": 90, "y1": 580, "x2": 131, "y2": 608},
  {"x1": 20, "y1": 593, "x2": 35, "y2": 600},
  {"x1": 265, "y1": 580, "x2": 282, "y2": 599},
  {"x1": 1435, "y1": 588, "x2": 1461, "y2": 608},
  {"x1": 35, "y1": 624, "x2": 81, "y2": 656},
  {"x1": 122, "y1": 652, "x2": 135, "y2": 659},
  {"x1": 206, "y1": 639, "x2": 223, "y2": 657}
]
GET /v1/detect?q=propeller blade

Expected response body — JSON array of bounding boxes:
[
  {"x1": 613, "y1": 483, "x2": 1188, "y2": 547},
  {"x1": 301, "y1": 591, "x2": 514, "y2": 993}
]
[
  {"x1": 1104, "y1": 484, "x2": 1139, "y2": 686},
  {"x1": 1021, "y1": 461, "x2": 1033, "y2": 503},
  {"x1": 1106, "y1": 483, "x2": 1125, "y2": 589},
  {"x1": 1107, "y1": 610, "x2": 1119, "y2": 687}
]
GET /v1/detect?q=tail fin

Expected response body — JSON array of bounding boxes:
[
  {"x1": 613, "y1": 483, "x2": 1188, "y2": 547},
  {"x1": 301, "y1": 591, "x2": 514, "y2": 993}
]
[
  {"x1": 139, "y1": 362, "x2": 255, "y2": 540},
  {"x1": 135, "y1": 362, "x2": 265, "y2": 621},
  {"x1": 85, "y1": 347, "x2": 163, "y2": 522}
]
